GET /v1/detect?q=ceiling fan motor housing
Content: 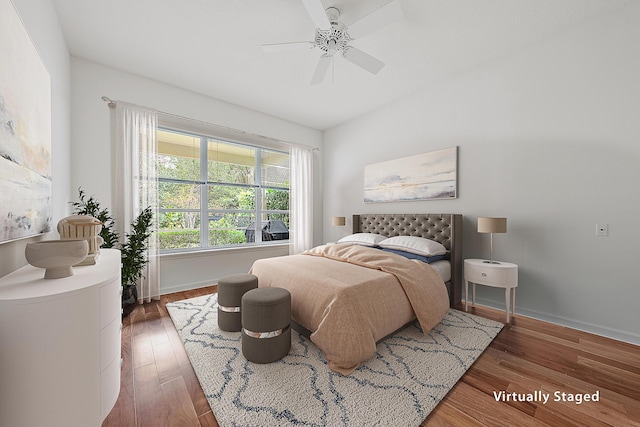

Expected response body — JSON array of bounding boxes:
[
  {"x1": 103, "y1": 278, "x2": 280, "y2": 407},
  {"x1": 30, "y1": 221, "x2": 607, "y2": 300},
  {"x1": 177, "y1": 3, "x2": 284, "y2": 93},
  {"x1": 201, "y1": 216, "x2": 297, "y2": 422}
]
[{"x1": 315, "y1": 8, "x2": 350, "y2": 55}]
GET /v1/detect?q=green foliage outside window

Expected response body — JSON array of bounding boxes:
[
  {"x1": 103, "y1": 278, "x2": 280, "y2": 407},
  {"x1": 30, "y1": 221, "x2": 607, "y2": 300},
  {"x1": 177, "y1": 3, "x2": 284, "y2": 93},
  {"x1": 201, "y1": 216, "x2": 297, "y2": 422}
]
[
  {"x1": 208, "y1": 215, "x2": 247, "y2": 246},
  {"x1": 156, "y1": 133, "x2": 290, "y2": 250}
]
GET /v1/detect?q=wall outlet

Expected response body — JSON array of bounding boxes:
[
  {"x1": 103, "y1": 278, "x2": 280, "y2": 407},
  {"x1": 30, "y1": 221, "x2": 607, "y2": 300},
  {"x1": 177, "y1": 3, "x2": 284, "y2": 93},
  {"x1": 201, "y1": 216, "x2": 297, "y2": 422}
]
[{"x1": 596, "y1": 224, "x2": 608, "y2": 236}]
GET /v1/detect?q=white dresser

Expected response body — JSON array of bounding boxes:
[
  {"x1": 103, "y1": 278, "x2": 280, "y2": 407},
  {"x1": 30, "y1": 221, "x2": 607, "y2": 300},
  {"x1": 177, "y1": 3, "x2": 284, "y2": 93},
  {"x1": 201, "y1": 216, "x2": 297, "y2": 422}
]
[{"x1": 0, "y1": 248, "x2": 121, "y2": 427}]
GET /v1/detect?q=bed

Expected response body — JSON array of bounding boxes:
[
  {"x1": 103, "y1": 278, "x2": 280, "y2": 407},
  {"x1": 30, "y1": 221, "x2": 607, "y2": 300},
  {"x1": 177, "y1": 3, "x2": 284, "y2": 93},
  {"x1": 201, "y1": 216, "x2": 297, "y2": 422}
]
[{"x1": 249, "y1": 213, "x2": 463, "y2": 374}]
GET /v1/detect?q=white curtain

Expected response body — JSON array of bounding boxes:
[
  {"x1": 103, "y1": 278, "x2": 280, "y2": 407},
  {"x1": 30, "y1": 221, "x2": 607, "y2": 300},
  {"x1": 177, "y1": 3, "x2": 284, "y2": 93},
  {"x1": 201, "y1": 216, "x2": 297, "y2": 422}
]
[
  {"x1": 114, "y1": 102, "x2": 160, "y2": 303},
  {"x1": 289, "y1": 145, "x2": 314, "y2": 254}
]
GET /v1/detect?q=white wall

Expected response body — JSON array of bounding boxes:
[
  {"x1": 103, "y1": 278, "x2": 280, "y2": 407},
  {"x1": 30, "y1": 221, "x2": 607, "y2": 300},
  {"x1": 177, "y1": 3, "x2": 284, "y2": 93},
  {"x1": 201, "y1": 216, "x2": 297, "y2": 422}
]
[
  {"x1": 70, "y1": 58, "x2": 323, "y2": 294},
  {"x1": 0, "y1": 0, "x2": 71, "y2": 278},
  {"x1": 323, "y1": 3, "x2": 640, "y2": 344}
]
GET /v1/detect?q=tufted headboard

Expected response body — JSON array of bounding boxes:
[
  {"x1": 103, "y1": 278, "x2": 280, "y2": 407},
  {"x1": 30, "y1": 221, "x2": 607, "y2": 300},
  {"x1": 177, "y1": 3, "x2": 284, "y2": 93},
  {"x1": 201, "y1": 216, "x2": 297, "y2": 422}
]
[{"x1": 353, "y1": 214, "x2": 463, "y2": 307}]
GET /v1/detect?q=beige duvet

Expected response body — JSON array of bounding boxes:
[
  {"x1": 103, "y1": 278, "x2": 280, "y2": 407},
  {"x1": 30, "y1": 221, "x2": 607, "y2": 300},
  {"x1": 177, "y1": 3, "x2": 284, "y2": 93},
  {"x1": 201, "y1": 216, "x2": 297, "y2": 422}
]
[{"x1": 249, "y1": 244, "x2": 450, "y2": 375}]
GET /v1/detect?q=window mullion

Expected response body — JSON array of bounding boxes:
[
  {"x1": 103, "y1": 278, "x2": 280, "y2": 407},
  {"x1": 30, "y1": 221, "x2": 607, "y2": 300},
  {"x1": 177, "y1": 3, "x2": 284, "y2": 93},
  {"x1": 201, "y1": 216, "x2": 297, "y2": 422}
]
[
  {"x1": 255, "y1": 149, "x2": 262, "y2": 243},
  {"x1": 199, "y1": 137, "x2": 208, "y2": 248}
]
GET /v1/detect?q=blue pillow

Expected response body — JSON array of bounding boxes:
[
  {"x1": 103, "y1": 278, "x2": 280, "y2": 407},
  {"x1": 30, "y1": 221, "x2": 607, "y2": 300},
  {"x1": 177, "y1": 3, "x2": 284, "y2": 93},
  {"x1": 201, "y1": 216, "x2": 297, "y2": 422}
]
[{"x1": 380, "y1": 247, "x2": 447, "y2": 264}]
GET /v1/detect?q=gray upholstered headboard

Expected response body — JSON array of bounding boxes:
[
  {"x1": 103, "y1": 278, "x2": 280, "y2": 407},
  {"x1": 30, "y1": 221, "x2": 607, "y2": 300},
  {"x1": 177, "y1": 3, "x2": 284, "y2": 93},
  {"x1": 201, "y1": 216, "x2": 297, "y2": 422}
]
[{"x1": 353, "y1": 214, "x2": 463, "y2": 307}]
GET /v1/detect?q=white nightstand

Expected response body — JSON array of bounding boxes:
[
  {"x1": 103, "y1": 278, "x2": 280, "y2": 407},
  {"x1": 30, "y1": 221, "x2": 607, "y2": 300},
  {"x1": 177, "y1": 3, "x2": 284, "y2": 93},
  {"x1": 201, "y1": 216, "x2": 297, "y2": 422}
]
[{"x1": 464, "y1": 258, "x2": 518, "y2": 323}]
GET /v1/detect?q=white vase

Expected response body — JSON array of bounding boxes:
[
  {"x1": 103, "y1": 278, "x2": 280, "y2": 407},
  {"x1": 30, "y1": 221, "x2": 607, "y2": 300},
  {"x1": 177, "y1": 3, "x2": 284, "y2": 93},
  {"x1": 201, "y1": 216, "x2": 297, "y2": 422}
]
[{"x1": 25, "y1": 239, "x2": 89, "y2": 279}]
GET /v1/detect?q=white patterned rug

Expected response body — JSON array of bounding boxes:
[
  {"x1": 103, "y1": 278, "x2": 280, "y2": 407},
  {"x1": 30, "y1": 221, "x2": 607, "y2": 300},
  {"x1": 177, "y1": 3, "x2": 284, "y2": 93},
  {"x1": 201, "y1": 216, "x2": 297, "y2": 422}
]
[{"x1": 167, "y1": 293, "x2": 503, "y2": 427}]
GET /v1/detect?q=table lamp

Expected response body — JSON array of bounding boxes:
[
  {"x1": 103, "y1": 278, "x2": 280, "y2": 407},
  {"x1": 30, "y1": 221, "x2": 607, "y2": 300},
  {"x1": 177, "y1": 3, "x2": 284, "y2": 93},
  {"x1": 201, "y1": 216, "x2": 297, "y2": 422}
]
[
  {"x1": 332, "y1": 216, "x2": 346, "y2": 227},
  {"x1": 332, "y1": 216, "x2": 346, "y2": 242},
  {"x1": 477, "y1": 217, "x2": 507, "y2": 264}
]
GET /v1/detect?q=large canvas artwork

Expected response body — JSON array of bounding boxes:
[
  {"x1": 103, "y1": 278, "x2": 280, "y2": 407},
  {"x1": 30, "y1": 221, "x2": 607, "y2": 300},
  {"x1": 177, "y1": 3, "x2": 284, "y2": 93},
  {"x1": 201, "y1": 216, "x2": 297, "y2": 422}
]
[
  {"x1": 364, "y1": 147, "x2": 457, "y2": 203},
  {"x1": 0, "y1": 0, "x2": 52, "y2": 243}
]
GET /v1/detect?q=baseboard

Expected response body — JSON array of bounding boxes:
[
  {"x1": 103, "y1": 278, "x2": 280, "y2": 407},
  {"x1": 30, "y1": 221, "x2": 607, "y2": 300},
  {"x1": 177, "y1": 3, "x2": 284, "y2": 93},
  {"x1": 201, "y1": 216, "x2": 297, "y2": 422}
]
[
  {"x1": 160, "y1": 279, "x2": 219, "y2": 296},
  {"x1": 469, "y1": 297, "x2": 640, "y2": 347}
]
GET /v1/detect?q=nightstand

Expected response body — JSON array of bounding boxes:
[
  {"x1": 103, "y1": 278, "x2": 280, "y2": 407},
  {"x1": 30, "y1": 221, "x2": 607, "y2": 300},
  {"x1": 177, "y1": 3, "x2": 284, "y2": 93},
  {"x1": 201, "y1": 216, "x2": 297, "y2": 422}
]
[{"x1": 464, "y1": 258, "x2": 518, "y2": 323}]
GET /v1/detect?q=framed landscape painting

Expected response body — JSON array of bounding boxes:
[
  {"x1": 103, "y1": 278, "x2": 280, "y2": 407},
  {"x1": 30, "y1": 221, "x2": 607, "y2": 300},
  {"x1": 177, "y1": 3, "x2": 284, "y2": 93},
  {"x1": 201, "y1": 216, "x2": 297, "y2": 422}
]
[
  {"x1": 364, "y1": 147, "x2": 457, "y2": 203},
  {"x1": 0, "y1": 0, "x2": 52, "y2": 243}
]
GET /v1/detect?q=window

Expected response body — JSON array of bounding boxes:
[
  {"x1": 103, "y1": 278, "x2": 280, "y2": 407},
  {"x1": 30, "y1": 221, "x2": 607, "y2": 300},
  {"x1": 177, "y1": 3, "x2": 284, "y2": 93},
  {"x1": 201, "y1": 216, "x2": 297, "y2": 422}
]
[{"x1": 157, "y1": 128, "x2": 290, "y2": 252}]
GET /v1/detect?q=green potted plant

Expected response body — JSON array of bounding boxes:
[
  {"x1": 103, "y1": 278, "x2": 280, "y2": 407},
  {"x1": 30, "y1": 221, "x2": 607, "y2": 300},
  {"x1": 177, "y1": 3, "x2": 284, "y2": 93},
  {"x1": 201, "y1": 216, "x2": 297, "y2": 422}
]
[
  {"x1": 120, "y1": 207, "x2": 153, "y2": 305},
  {"x1": 71, "y1": 189, "x2": 154, "y2": 311},
  {"x1": 70, "y1": 188, "x2": 119, "y2": 248}
]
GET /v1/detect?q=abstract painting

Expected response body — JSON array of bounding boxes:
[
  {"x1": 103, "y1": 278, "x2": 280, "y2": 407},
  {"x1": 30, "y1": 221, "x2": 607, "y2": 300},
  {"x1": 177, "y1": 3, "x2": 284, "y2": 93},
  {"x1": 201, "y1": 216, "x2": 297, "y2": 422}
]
[
  {"x1": 364, "y1": 147, "x2": 457, "y2": 203},
  {"x1": 0, "y1": 0, "x2": 52, "y2": 243}
]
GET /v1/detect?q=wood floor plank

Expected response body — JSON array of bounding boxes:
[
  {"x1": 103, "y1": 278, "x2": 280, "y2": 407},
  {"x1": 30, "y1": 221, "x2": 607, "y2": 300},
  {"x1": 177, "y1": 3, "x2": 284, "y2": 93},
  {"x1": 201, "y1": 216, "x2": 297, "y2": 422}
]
[
  {"x1": 134, "y1": 363, "x2": 168, "y2": 427},
  {"x1": 164, "y1": 315, "x2": 191, "y2": 365},
  {"x1": 489, "y1": 346, "x2": 640, "y2": 414},
  {"x1": 180, "y1": 362, "x2": 212, "y2": 417},
  {"x1": 132, "y1": 332, "x2": 155, "y2": 369},
  {"x1": 578, "y1": 337, "x2": 640, "y2": 371},
  {"x1": 478, "y1": 347, "x2": 640, "y2": 426},
  {"x1": 103, "y1": 287, "x2": 640, "y2": 427},
  {"x1": 438, "y1": 381, "x2": 548, "y2": 427},
  {"x1": 198, "y1": 411, "x2": 220, "y2": 427},
  {"x1": 146, "y1": 314, "x2": 170, "y2": 348},
  {"x1": 511, "y1": 325, "x2": 640, "y2": 375},
  {"x1": 161, "y1": 376, "x2": 201, "y2": 427},
  {"x1": 153, "y1": 340, "x2": 182, "y2": 385},
  {"x1": 422, "y1": 401, "x2": 488, "y2": 426},
  {"x1": 532, "y1": 403, "x2": 611, "y2": 427},
  {"x1": 575, "y1": 356, "x2": 640, "y2": 400}
]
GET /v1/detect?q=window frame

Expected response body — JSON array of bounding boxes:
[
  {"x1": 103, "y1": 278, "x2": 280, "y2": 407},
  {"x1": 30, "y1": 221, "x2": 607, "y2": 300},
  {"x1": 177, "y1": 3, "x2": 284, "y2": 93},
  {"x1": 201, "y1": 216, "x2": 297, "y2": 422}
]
[{"x1": 157, "y1": 126, "x2": 290, "y2": 254}]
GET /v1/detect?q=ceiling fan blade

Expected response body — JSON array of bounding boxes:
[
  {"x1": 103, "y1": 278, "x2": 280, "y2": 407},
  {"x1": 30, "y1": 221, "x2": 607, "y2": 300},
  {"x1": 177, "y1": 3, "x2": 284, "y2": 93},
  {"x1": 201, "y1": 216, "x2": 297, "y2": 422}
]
[
  {"x1": 261, "y1": 41, "x2": 315, "y2": 53},
  {"x1": 302, "y1": 0, "x2": 331, "y2": 30},
  {"x1": 311, "y1": 55, "x2": 332, "y2": 85},
  {"x1": 347, "y1": 0, "x2": 403, "y2": 39},
  {"x1": 343, "y1": 47, "x2": 385, "y2": 74}
]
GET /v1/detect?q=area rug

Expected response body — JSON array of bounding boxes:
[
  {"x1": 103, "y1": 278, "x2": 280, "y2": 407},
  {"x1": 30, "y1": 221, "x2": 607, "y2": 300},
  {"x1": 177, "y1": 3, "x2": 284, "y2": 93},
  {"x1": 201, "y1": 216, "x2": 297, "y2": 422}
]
[{"x1": 167, "y1": 293, "x2": 503, "y2": 427}]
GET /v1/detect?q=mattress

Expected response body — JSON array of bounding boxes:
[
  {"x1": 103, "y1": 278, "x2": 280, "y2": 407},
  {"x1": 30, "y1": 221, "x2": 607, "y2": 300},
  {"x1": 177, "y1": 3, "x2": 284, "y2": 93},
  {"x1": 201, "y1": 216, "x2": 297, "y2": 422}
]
[{"x1": 430, "y1": 259, "x2": 451, "y2": 283}]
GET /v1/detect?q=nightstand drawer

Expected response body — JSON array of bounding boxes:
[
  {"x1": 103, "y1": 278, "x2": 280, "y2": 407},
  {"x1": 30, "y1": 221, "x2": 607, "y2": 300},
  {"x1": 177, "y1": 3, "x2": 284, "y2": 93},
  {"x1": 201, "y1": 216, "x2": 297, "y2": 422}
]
[{"x1": 466, "y1": 265, "x2": 508, "y2": 285}]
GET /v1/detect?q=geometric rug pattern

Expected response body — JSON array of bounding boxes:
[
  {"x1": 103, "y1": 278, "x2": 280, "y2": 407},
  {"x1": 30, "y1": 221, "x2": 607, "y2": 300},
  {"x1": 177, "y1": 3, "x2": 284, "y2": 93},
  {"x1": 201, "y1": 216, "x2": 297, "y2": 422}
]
[{"x1": 167, "y1": 293, "x2": 503, "y2": 427}]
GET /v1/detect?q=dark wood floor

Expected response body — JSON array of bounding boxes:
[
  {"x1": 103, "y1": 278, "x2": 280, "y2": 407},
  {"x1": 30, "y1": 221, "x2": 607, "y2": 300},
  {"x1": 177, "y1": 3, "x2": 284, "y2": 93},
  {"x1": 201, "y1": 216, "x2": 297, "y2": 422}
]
[{"x1": 103, "y1": 286, "x2": 640, "y2": 427}]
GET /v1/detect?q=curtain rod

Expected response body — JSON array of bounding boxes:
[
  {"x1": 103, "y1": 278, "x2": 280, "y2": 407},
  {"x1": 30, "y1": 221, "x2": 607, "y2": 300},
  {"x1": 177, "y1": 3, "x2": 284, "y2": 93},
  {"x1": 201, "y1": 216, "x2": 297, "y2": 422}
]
[
  {"x1": 101, "y1": 96, "x2": 319, "y2": 151},
  {"x1": 101, "y1": 96, "x2": 116, "y2": 108}
]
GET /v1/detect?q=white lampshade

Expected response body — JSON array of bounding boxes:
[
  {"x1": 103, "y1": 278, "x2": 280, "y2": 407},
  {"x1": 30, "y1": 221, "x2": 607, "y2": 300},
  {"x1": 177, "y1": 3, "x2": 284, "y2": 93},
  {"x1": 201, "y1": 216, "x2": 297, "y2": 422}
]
[
  {"x1": 477, "y1": 217, "x2": 507, "y2": 234},
  {"x1": 332, "y1": 216, "x2": 346, "y2": 227}
]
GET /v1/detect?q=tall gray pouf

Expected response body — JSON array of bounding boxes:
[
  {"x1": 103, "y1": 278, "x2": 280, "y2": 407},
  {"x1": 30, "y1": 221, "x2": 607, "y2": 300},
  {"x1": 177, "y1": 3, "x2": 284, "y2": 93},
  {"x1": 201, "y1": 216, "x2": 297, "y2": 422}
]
[
  {"x1": 217, "y1": 274, "x2": 258, "y2": 332},
  {"x1": 241, "y1": 287, "x2": 291, "y2": 364}
]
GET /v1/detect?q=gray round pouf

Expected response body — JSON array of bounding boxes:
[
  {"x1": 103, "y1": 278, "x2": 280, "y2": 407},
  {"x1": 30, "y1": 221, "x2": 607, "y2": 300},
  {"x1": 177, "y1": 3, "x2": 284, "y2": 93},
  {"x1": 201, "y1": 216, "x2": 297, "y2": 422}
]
[
  {"x1": 217, "y1": 274, "x2": 258, "y2": 332},
  {"x1": 241, "y1": 287, "x2": 291, "y2": 363}
]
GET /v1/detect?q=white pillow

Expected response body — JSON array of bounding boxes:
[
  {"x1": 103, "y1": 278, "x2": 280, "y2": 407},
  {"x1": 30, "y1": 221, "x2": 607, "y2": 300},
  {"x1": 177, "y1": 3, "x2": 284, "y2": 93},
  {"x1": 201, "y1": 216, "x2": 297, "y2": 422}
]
[
  {"x1": 337, "y1": 233, "x2": 387, "y2": 247},
  {"x1": 378, "y1": 235, "x2": 447, "y2": 256}
]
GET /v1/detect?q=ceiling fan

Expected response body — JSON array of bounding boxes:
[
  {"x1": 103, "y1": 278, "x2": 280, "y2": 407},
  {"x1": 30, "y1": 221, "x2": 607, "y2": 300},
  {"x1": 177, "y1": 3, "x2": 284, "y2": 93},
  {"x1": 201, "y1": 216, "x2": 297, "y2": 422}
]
[{"x1": 261, "y1": 0, "x2": 403, "y2": 84}]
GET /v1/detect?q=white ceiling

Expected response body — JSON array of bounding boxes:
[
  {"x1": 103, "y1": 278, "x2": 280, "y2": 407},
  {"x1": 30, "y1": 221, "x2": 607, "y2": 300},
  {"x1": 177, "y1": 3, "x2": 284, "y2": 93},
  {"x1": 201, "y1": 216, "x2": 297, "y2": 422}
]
[{"x1": 52, "y1": 0, "x2": 632, "y2": 130}]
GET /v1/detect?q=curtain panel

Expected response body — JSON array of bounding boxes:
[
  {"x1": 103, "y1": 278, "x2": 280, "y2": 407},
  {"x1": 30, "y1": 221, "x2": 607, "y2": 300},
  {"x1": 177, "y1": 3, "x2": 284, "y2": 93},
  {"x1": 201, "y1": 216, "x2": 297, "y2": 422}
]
[
  {"x1": 289, "y1": 145, "x2": 313, "y2": 254},
  {"x1": 114, "y1": 102, "x2": 160, "y2": 302}
]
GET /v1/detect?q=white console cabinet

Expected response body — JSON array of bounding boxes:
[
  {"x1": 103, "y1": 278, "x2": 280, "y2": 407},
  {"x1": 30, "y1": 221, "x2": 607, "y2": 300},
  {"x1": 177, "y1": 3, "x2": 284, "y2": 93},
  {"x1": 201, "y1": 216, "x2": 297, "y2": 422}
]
[{"x1": 0, "y1": 248, "x2": 122, "y2": 427}]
